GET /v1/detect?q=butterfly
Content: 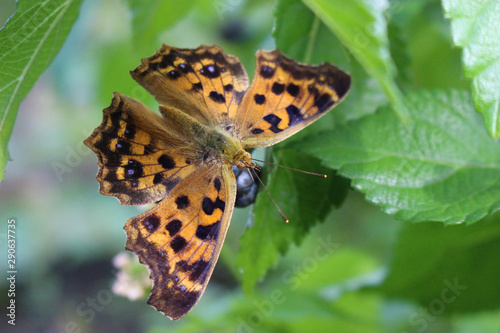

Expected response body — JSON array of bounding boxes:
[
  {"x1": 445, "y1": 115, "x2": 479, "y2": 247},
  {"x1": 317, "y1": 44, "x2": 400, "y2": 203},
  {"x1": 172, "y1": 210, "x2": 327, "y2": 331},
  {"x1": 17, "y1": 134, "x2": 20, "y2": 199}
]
[{"x1": 84, "y1": 44, "x2": 350, "y2": 320}]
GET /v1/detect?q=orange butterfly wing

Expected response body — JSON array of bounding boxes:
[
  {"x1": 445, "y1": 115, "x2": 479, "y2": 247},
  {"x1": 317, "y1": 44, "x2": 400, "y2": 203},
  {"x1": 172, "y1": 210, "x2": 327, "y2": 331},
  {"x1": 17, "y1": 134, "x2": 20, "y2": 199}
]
[
  {"x1": 84, "y1": 93, "x2": 198, "y2": 206},
  {"x1": 131, "y1": 44, "x2": 249, "y2": 126},
  {"x1": 125, "y1": 164, "x2": 235, "y2": 319},
  {"x1": 234, "y1": 50, "x2": 351, "y2": 148}
]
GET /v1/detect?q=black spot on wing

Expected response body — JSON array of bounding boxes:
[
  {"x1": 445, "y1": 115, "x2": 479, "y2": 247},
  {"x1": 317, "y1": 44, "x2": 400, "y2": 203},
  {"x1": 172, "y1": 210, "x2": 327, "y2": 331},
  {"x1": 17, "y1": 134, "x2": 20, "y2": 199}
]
[
  {"x1": 202, "y1": 197, "x2": 225, "y2": 215},
  {"x1": 254, "y1": 94, "x2": 266, "y2": 105},
  {"x1": 153, "y1": 173, "x2": 163, "y2": 185},
  {"x1": 263, "y1": 114, "x2": 283, "y2": 133},
  {"x1": 260, "y1": 65, "x2": 274, "y2": 78},
  {"x1": 200, "y1": 64, "x2": 220, "y2": 78},
  {"x1": 251, "y1": 128, "x2": 264, "y2": 135},
  {"x1": 189, "y1": 260, "x2": 209, "y2": 283},
  {"x1": 263, "y1": 114, "x2": 281, "y2": 126},
  {"x1": 209, "y1": 91, "x2": 226, "y2": 104},
  {"x1": 286, "y1": 83, "x2": 300, "y2": 97},
  {"x1": 195, "y1": 220, "x2": 220, "y2": 240},
  {"x1": 175, "y1": 195, "x2": 190, "y2": 209},
  {"x1": 192, "y1": 82, "x2": 203, "y2": 92},
  {"x1": 124, "y1": 160, "x2": 143, "y2": 179},
  {"x1": 272, "y1": 82, "x2": 285, "y2": 95},
  {"x1": 143, "y1": 214, "x2": 160, "y2": 233},
  {"x1": 314, "y1": 94, "x2": 334, "y2": 113},
  {"x1": 158, "y1": 154, "x2": 176, "y2": 170},
  {"x1": 124, "y1": 124, "x2": 136, "y2": 139},
  {"x1": 115, "y1": 140, "x2": 131, "y2": 154},
  {"x1": 167, "y1": 70, "x2": 180, "y2": 79},
  {"x1": 166, "y1": 219, "x2": 182, "y2": 236},
  {"x1": 286, "y1": 104, "x2": 303, "y2": 126},
  {"x1": 214, "y1": 177, "x2": 221, "y2": 192},
  {"x1": 178, "y1": 62, "x2": 194, "y2": 73},
  {"x1": 171, "y1": 236, "x2": 187, "y2": 253}
]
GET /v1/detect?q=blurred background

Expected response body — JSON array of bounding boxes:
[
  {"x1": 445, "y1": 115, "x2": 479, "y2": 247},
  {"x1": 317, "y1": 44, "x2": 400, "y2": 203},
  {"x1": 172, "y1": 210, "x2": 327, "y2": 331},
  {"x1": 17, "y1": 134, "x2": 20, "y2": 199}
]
[{"x1": 1, "y1": 0, "x2": 500, "y2": 332}]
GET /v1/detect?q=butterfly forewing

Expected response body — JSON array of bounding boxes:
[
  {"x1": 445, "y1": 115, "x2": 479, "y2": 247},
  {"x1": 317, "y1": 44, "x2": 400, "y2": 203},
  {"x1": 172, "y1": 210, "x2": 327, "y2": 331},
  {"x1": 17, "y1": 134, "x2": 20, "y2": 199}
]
[
  {"x1": 84, "y1": 93, "x2": 197, "y2": 205},
  {"x1": 235, "y1": 50, "x2": 351, "y2": 148},
  {"x1": 124, "y1": 164, "x2": 236, "y2": 320},
  {"x1": 131, "y1": 45, "x2": 249, "y2": 127}
]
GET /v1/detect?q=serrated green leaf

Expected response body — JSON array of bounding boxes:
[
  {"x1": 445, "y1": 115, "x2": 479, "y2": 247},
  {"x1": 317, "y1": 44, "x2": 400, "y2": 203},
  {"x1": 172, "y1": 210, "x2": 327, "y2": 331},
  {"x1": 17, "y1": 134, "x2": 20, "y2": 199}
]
[
  {"x1": 299, "y1": 90, "x2": 500, "y2": 224},
  {"x1": 442, "y1": 0, "x2": 500, "y2": 139},
  {"x1": 272, "y1": 0, "x2": 386, "y2": 124},
  {"x1": 0, "y1": 0, "x2": 84, "y2": 180},
  {"x1": 302, "y1": 0, "x2": 410, "y2": 124},
  {"x1": 126, "y1": 0, "x2": 196, "y2": 53},
  {"x1": 237, "y1": 149, "x2": 350, "y2": 294},
  {"x1": 381, "y1": 215, "x2": 500, "y2": 313}
]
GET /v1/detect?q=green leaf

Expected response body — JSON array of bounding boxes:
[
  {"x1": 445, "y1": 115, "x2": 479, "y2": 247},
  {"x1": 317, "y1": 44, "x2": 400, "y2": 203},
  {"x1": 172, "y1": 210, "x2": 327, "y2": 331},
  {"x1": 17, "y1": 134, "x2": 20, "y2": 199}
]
[
  {"x1": 272, "y1": 0, "x2": 386, "y2": 123},
  {"x1": 442, "y1": 0, "x2": 500, "y2": 139},
  {"x1": 387, "y1": 20, "x2": 411, "y2": 87},
  {"x1": 302, "y1": 0, "x2": 410, "y2": 124},
  {"x1": 299, "y1": 90, "x2": 500, "y2": 224},
  {"x1": 273, "y1": 0, "x2": 325, "y2": 64},
  {"x1": 126, "y1": 0, "x2": 196, "y2": 53},
  {"x1": 0, "y1": 0, "x2": 84, "y2": 180},
  {"x1": 381, "y1": 215, "x2": 500, "y2": 313},
  {"x1": 237, "y1": 148, "x2": 350, "y2": 294},
  {"x1": 293, "y1": 248, "x2": 381, "y2": 293},
  {"x1": 207, "y1": 247, "x2": 383, "y2": 332},
  {"x1": 452, "y1": 309, "x2": 500, "y2": 333}
]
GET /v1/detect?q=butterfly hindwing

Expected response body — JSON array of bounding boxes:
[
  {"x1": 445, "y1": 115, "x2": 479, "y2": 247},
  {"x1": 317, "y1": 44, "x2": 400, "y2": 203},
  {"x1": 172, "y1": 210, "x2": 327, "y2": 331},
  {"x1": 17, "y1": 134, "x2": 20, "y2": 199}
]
[
  {"x1": 84, "y1": 93, "x2": 197, "y2": 205},
  {"x1": 124, "y1": 163, "x2": 236, "y2": 320},
  {"x1": 131, "y1": 45, "x2": 249, "y2": 127},
  {"x1": 235, "y1": 50, "x2": 351, "y2": 148}
]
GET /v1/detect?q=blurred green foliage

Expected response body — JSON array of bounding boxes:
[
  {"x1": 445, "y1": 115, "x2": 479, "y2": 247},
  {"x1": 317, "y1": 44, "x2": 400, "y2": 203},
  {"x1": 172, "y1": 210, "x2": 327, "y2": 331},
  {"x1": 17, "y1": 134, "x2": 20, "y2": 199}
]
[{"x1": 1, "y1": 0, "x2": 500, "y2": 332}]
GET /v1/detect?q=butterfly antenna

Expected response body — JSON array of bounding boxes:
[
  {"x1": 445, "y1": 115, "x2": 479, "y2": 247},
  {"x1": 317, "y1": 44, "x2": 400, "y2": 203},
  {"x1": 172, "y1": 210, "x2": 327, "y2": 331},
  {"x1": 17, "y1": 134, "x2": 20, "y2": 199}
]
[
  {"x1": 252, "y1": 158, "x2": 327, "y2": 178},
  {"x1": 249, "y1": 169, "x2": 289, "y2": 223},
  {"x1": 247, "y1": 167, "x2": 256, "y2": 184}
]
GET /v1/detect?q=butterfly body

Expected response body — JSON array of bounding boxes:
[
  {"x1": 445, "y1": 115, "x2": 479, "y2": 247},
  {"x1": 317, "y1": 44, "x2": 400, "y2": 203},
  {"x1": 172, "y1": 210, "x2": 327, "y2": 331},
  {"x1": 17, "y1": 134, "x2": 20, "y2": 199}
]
[
  {"x1": 85, "y1": 44, "x2": 350, "y2": 319},
  {"x1": 159, "y1": 104, "x2": 256, "y2": 170}
]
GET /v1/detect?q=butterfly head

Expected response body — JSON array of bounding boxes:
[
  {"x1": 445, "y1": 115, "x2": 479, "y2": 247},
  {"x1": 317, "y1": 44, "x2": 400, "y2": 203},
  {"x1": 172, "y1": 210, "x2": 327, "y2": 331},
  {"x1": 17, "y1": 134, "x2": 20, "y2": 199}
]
[
  {"x1": 214, "y1": 130, "x2": 258, "y2": 171},
  {"x1": 231, "y1": 149, "x2": 258, "y2": 171}
]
